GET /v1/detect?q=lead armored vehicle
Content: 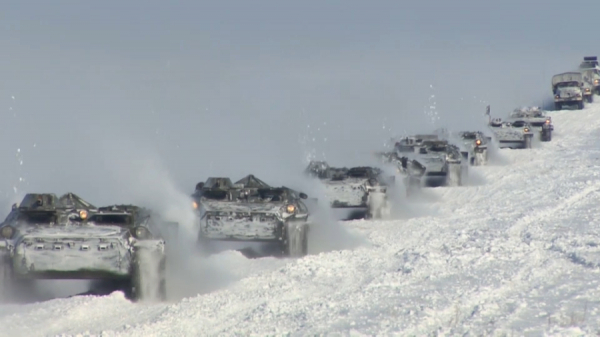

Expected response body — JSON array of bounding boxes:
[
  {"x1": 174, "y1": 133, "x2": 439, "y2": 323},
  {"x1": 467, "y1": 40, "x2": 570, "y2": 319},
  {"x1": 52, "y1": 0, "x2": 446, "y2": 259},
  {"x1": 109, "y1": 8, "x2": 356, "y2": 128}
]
[
  {"x1": 192, "y1": 175, "x2": 311, "y2": 257},
  {"x1": 507, "y1": 107, "x2": 553, "y2": 142},
  {"x1": 305, "y1": 161, "x2": 392, "y2": 219},
  {"x1": 552, "y1": 72, "x2": 585, "y2": 110},
  {"x1": 488, "y1": 118, "x2": 534, "y2": 149},
  {"x1": 0, "y1": 193, "x2": 173, "y2": 301}
]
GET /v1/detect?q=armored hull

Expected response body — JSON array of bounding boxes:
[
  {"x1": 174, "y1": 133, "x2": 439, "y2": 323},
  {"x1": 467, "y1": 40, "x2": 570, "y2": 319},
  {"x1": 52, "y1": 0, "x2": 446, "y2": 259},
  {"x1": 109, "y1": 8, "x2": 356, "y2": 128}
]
[
  {"x1": 9, "y1": 225, "x2": 133, "y2": 279},
  {"x1": 200, "y1": 201, "x2": 287, "y2": 241}
]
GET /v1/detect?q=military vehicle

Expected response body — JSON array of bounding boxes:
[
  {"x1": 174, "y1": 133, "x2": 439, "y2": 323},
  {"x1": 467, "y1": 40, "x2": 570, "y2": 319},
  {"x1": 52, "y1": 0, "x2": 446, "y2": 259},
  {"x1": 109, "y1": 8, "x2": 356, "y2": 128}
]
[
  {"x1": 305, "y1": 161, "x2": 392, "y2": 219},
  {"x1": 507, "y1": 107, "x2": 554, "y2": 142},
  {"x1": 580, "y1": 69, "x2": 595, "y2": 103},
  {"x1": 377, "y1": 151, "x2": 425, "y2": 196},
  {"x1": 488, "y1": 118, "x2": 534, "y2": 149},
  {"x1": 192, "y1": 175, "x2": 311, "y2": 257},
  {"x1": 0, "y1": 193, "x2": 174, "y2": 301},
  {"x1": 379, "y1": 134, "x2": 468, "y2": 188},
  {"x1": 552, "y1": 72, "x2": 585, "y2": 110},
  {"x1": 411, "y1": 139, "x2": 467, "y2": 187},
  {"x1": 454, "y1": 131, "x2": 491, "y2": 166},
  {"x1": 579, "y1": 56, "x2": 600, "y2": 94}
]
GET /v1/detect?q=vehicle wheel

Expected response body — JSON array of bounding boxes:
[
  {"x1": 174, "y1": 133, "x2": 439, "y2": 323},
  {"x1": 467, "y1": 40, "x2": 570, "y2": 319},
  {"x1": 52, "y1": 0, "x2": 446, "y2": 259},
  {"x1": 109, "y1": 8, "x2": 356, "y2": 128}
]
[
  {"x1": 283, "y1": 223, "x2": 308, "y2": 257},
  {"x1": 129, "y1": 250, "x2": 167, "y2": 302},
  {"x1": 542, "y1": 132, "x2": 552, "y2": 142},
  {"x1": 0, "y1": 257, "x2": 33, "y2": 302},
  {"x1": 446, "y1": 165, "x2": 462, "y2": 187},
  {"x1": 524, "y1": 136, "x2": 532, "y2": 149},
  {"x1": 0, "y1": 259, "x2": 15, "y2": 301},
  {"x1": 555, "y1": 103, "x2": 562, "y2": 110},
  {"x1": 578, "y1": 101, "x2": 584, "y2": 110}
]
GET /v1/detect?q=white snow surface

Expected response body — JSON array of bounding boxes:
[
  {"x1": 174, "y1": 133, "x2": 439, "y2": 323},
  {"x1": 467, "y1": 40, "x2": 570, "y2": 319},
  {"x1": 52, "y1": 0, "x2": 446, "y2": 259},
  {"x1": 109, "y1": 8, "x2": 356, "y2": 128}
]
[{"x1": 2, "y1": 105, "x2": 600, "y2": 336}]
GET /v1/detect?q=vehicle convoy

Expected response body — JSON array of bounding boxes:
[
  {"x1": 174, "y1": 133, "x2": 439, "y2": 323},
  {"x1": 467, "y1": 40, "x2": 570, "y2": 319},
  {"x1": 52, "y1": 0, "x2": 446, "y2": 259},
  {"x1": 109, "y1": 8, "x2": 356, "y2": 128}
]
[
  {"x1": 507, "y1": 107, "x2": 554, "y2": 142},
  {"x1": 0, "y1": 193, "x2": 173, "y2": 301},
  {"x1": 552, "y1": 72, "x2": 585, "y2": 110},
  {"x1": 191, "y1": 175, "x2": 311, "y2": 257},
  {"x1": 304, "y1": 161, "x2": 392, "y2": 219},
  {"x1": 579, "y1": 56, "x2": 600, "y2": 94},
  {"x1": 488, "y1": 118, "x2": 535, "y2": 149}
]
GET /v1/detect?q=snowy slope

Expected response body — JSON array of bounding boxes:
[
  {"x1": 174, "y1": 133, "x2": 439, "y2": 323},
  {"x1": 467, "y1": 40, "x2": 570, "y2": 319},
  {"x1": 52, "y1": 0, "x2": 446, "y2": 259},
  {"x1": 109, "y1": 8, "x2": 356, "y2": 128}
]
[{"x1": 2, "y1": 105, "x2": 600, "y2": 336}]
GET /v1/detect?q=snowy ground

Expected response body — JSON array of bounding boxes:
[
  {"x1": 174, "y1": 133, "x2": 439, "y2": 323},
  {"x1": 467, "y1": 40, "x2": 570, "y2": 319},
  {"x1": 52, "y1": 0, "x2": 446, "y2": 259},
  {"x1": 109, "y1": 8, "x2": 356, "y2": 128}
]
[{"x1": 2, "y1": 104, "x2": 600, "y2": 336}]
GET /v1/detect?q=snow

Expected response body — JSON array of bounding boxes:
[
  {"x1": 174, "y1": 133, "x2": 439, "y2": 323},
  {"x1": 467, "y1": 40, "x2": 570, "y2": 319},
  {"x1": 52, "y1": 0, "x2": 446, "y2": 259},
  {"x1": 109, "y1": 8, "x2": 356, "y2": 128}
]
[{"x1": 2, "y1": 104, "x2": 600, "y2": 336}]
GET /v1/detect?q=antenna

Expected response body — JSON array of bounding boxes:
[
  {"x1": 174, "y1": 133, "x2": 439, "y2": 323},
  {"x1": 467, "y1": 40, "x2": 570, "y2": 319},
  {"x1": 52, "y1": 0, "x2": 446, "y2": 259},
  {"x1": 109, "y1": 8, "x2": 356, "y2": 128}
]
[{"x1": 542, "y1": 60, "x2": 546, "y2": 109}]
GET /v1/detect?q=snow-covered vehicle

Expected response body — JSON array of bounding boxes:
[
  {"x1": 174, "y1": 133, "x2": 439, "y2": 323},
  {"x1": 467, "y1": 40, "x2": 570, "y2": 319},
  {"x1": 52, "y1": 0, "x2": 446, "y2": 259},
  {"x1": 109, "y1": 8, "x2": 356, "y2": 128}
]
[
  {"x1": 580, "y1": 70, "x2": 595, "y2": 103},
  {"x1": 412, "y1": 140, "x2": 467, "y2": 187},
  {"x1": 579, "y1": 56, "x2": 600, "y2": 94},
  {"x1": 305, "y1": 161, "x2": 391, "y2": 219},
  {"x1": 552, "y1": 72, "x2": 585, "y2": 110},
  {"x1": 488, "y1": 118, "x2": 534, "y2": 149},
  {"x1": 507, "y1": 107, "x2": 554, "y2": 142},
  {"x1": 454, "y1": 131, "x2": 491, "y2": 166},
  {"x1": 381, "y1": 135, "x2": 467, "y2": 187},
  {"x1": 191, "y1": 175, "x2": 311, "y2": 257},
  {"x1": 0, "y1": 193, "x2": 173, "y2": 301},
  {"x1": 377, "y1": 151, "x2": 425, "y2": 195}
]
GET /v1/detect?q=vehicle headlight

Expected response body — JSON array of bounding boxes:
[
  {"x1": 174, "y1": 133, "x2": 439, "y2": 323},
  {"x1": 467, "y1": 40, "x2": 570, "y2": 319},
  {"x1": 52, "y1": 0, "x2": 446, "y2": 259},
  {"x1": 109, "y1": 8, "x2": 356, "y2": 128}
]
[
  {"x1": 524, "y1": 128, "x2": 529, "y2": 132},
  {"x1": 595, "y1": 79, "x2": 599, "y2": 84},
  {"x1": 79, "y1": 210, "x2": 88, "y2": 220},
  {"x1": 475, "y1": 139, "x2": 482, "y2": 146},
  {"x1": 192, "y1": 201, "x2": 198, "y2": 209},
  {"x1": 586, "y1": 88, "x2": 591, "y2": 92},
  {"x1": 286, "y1": 204, "x2": 296, "y2": 213},
  {"x1": 1, "y1": 226, "x2": 15, "y2": 239},
  {"x1": 555, "y1": 95, "x2": 559, "y2": 99},
  {"x1": 545, "y1": 119, "x2": 550, "y2": 124},
  {"x1": 132, "y1": 226, "x2": 151, "y2": 239}
]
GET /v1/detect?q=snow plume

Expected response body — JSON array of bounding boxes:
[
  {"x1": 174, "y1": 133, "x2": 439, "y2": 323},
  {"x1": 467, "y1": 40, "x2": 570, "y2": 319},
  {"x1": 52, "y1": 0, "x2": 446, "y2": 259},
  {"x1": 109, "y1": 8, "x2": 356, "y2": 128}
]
[
  {"x1": 293, "y1": 124, "x2": 367, "y2": 254},
  {"x1": 91, "y1": 138, "x2": 241, "y2": 301},
  {"x1": 377, "y1": 163, "x2": 441, "y2": 219},
  {"x1": 424, "y1": 84, "x2": 441, "y2": 126},
  {"x1": 293, "y1": 177, "x2": 365, "y2": 254}
]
